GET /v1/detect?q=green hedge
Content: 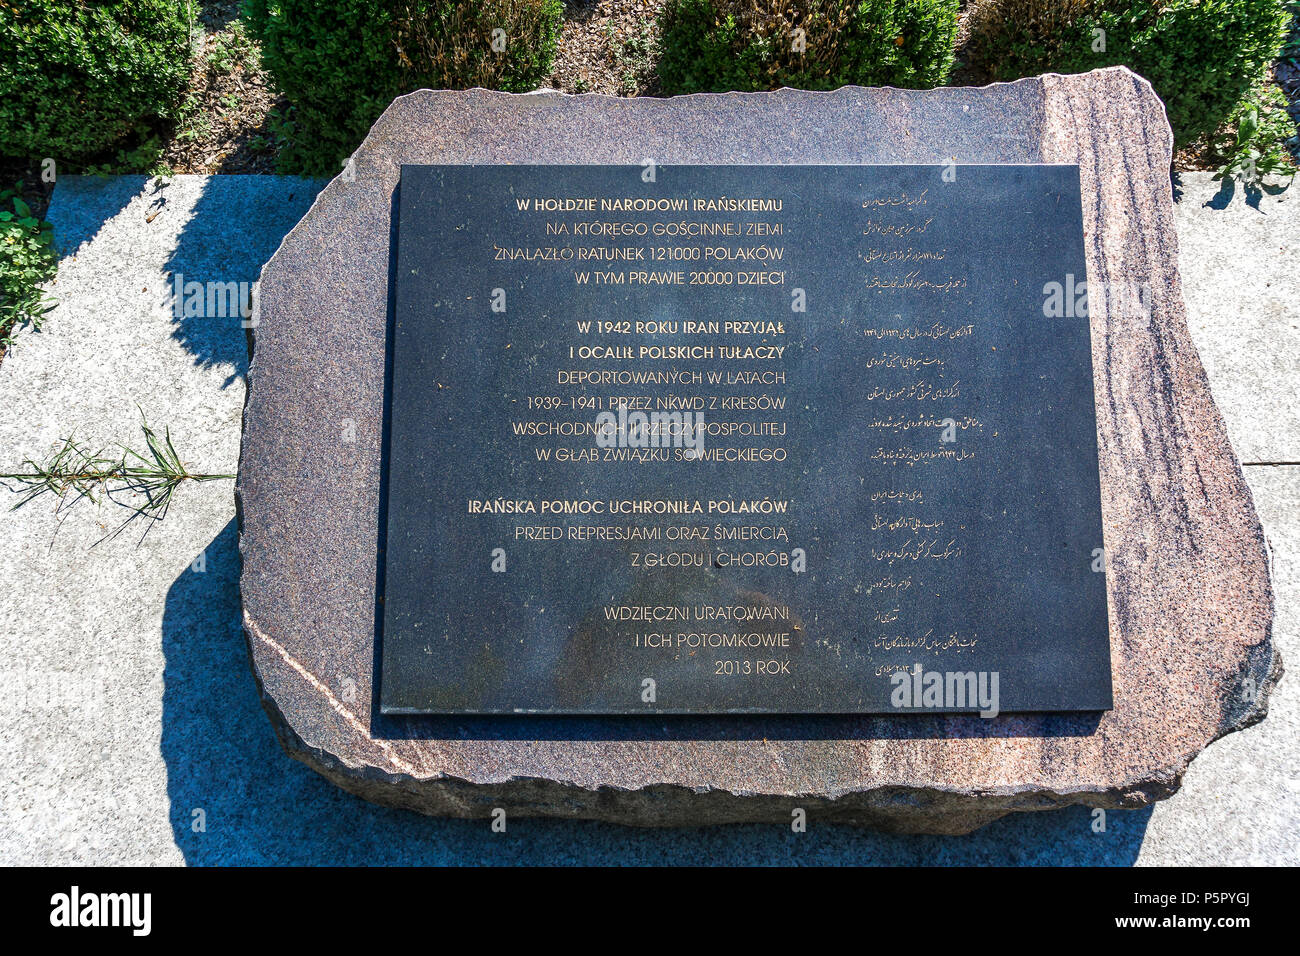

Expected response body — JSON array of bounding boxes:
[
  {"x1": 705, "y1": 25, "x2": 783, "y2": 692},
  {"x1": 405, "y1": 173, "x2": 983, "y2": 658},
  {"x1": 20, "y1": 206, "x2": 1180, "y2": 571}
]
[
  {"x1": 963, "y1": 0, "x2": 1291, "y2": 147},
  {"x1": 248, "y1": 0, "x2": 564, "y2": 176},
  {"x1": 656, "y1": 0, "x2": 960, "y2": 95},
  {"x1": 0, "y1": 1, "x2": 194, "y2": 163}
]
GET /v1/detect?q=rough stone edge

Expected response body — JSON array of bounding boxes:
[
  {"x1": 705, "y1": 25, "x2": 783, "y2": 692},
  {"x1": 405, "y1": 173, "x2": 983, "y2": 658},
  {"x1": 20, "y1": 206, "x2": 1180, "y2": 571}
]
[
  {"x1": 234, "y1": 71, "x2": 1283, "y2": 831},
  {"x1": 1044, "y1": 66, "x2": 1282, "y2": 763}
]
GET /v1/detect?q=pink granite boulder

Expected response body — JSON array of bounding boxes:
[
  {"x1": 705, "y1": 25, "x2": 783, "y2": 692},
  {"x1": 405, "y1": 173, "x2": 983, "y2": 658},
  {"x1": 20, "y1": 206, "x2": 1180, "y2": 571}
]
[{"x1": 237, "y1": 69, "x2": 1279, "y2": 833}]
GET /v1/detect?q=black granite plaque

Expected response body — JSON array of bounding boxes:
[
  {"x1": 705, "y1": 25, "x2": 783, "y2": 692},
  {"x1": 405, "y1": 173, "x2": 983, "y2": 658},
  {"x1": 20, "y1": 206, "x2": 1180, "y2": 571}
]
[{"x1": 379, "y1": 164, "x2": 1111, "y2": 715}]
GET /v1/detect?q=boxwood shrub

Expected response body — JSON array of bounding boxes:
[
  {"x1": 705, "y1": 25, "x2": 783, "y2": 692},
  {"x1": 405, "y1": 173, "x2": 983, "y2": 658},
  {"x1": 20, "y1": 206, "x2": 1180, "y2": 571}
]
[
  {"x1": 656, "y1": 0, "x2": 961, "y2": 95},
  {"x1": 0, "y1": 0, "x2": 194, "y2": 163},
  {"x1": 247, "y1": 0, "x2": 564, "y2": 176}
]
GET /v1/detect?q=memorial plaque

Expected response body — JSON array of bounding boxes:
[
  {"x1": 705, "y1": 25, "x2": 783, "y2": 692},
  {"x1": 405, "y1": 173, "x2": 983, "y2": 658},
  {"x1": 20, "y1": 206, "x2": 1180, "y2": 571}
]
[{"x1": 379, "y1": 163, "x2": 1111, "y2": 715}]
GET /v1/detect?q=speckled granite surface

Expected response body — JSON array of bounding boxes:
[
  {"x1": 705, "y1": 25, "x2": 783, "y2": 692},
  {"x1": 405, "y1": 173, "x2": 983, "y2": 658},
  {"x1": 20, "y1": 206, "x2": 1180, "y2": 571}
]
[{"x1": 237, "y1": 69, "x2": 1280, "y2": 833}]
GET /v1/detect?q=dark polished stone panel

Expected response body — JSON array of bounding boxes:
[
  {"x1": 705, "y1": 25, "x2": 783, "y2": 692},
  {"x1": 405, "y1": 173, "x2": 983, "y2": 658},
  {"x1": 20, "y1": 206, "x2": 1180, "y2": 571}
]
[{"x1": 380, "y1": 163, "x2": 1110, "y2": 715}]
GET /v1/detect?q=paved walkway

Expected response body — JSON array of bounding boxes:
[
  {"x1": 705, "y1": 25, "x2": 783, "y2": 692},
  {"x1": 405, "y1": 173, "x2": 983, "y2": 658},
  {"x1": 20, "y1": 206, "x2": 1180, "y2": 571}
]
[{"x1": 0, "y1": 172, "x2": 1293, "y2": 865}]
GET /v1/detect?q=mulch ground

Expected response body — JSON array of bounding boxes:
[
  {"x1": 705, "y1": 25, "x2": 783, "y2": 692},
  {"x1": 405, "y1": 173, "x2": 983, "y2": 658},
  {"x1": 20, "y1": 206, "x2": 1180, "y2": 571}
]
[
  {"x1": 548, "y1": 0, "x2": 664, "y2": 95},
  {"x1": 161, "y1": 0, "x2": 282, "y2": 175}
]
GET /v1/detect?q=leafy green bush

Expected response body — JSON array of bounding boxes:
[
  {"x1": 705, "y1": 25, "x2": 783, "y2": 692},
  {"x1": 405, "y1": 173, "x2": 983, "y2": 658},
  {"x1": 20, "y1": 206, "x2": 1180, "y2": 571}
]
[
  {"x1": 0, "y1": 187, "x2": 57, "y2": 351},
  {"x1": 247, "y1": 0, "x2": 564, "y2": 176},
  {"x1": 1214, "y1": 81, "x2": 1297, "y2": 184},
  {"x1": 963, "y1": 0, "x2": 1291, "y2": 147},
  {"x1": 0, "y1": 1, "x2": 194, "y2": 163},
  {"x1": 656, "y1": 0, "x2": 960, "y2": 95}
]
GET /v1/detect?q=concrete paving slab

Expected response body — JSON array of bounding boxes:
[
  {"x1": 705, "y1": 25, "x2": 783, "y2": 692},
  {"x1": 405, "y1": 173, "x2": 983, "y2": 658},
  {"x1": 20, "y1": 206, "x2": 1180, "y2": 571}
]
[
  {"x1": 1173, "y1": 174, "x2": 1300, "y2": 464},
  {"x1": 0, "y1": 175, "x2": 320, "y2": 865}
]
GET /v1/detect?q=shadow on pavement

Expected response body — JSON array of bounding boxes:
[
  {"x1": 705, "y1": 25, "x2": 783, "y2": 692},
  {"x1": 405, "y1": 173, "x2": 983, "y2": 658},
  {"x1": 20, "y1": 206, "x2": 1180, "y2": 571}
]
[{"x1": 161, "y1": 175, "x2": 321, "y2": 385}]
